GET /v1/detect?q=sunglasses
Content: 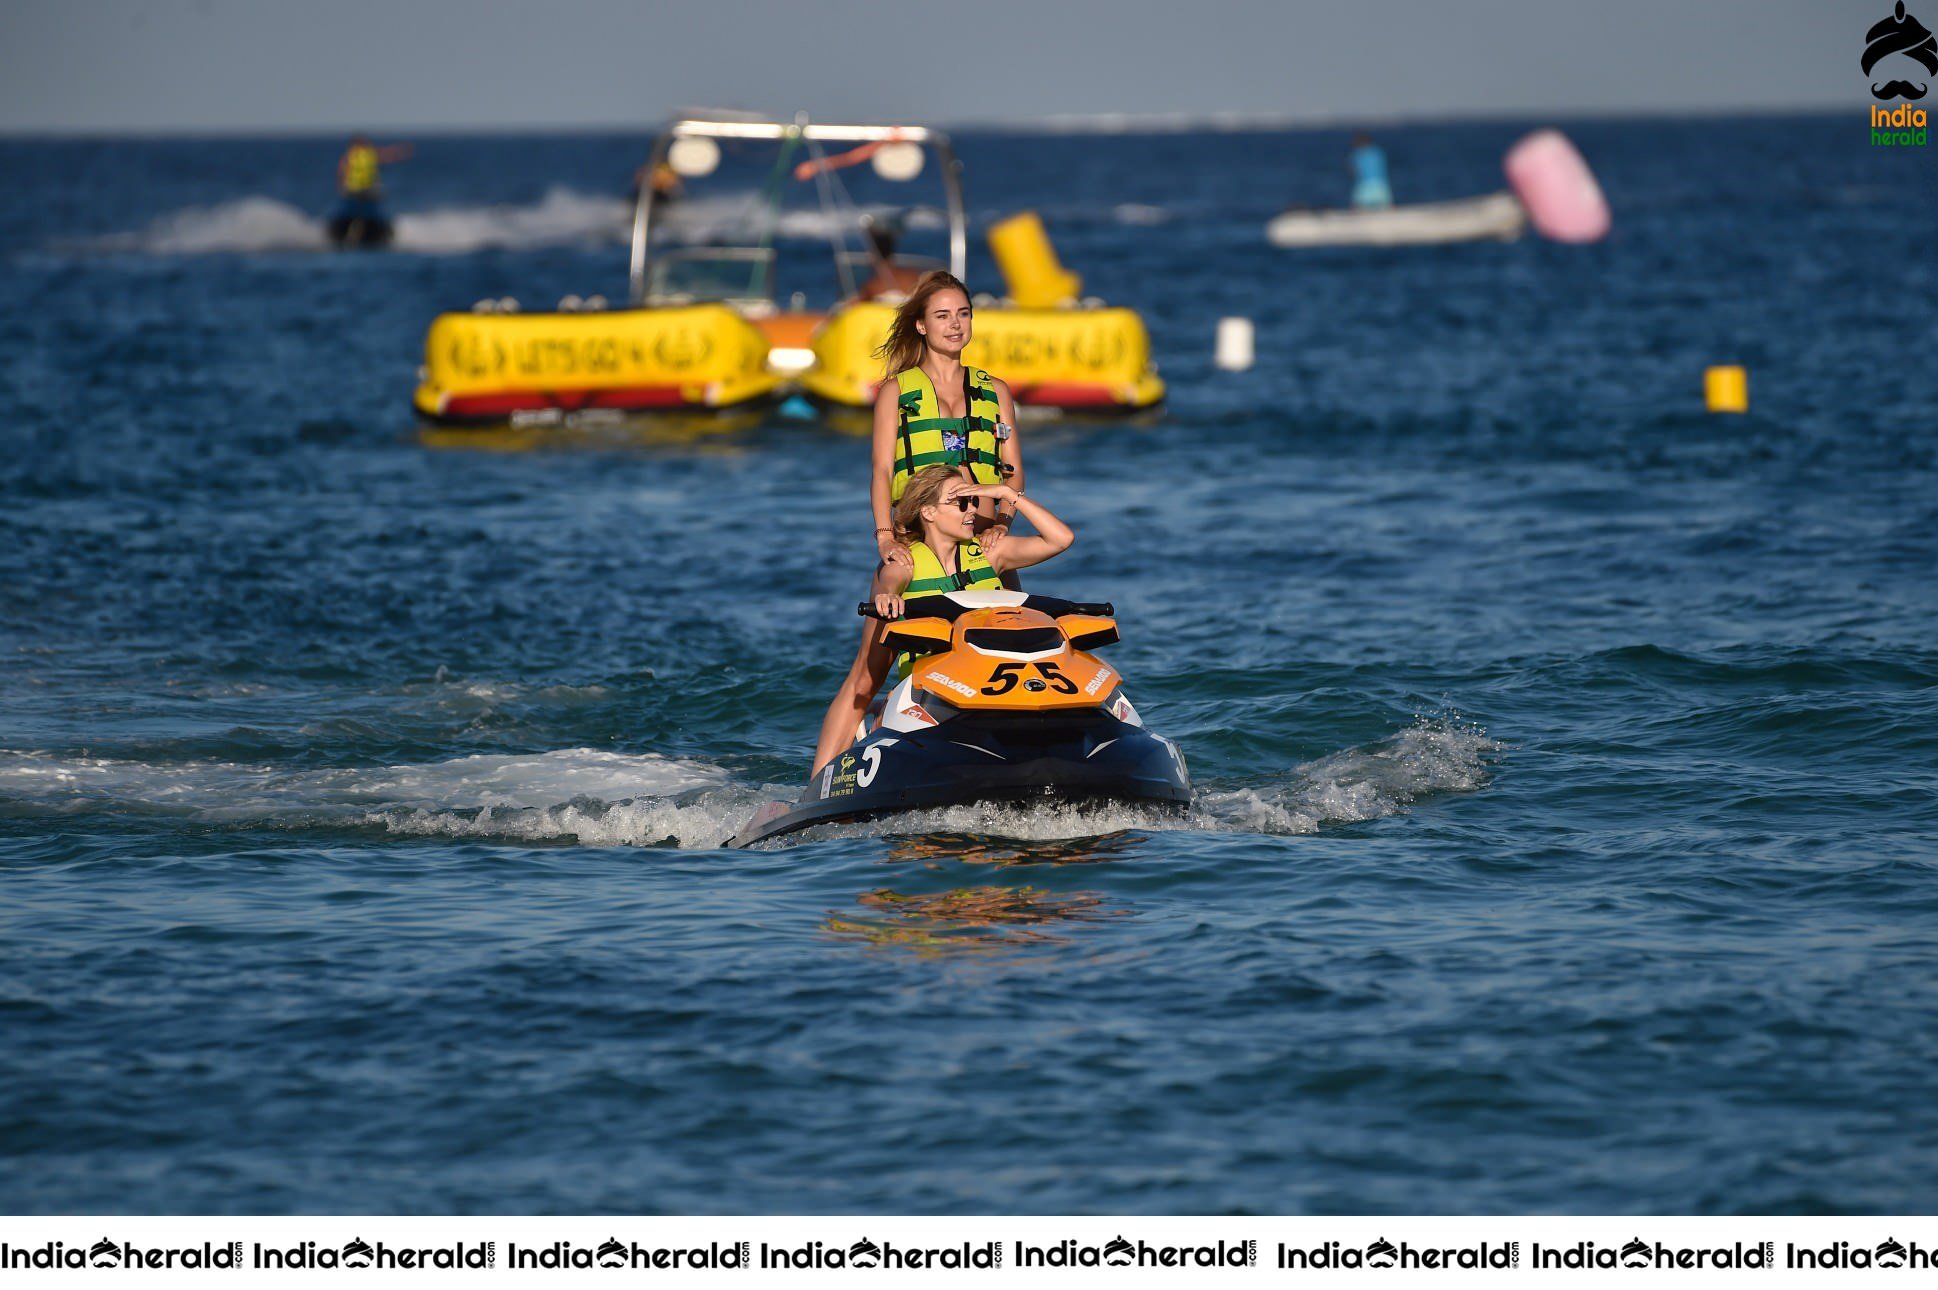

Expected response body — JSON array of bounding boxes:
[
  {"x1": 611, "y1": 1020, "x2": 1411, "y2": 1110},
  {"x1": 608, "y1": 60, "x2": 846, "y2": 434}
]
[{"x1": 946, "y1": 494, "x2": 979, "y2": 512}]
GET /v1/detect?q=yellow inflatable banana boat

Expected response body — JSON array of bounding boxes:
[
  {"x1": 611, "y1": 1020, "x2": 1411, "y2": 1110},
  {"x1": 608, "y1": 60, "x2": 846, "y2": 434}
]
[
  {"x1": 413, "y1": 305, "x2": 781, "y2": 425},
  {"x1": 413, "y1": 119, "x2": 1162, "y2": 426},
  {"x1": 800, "y1": 298, "x2": 1164, "y2": 411}
]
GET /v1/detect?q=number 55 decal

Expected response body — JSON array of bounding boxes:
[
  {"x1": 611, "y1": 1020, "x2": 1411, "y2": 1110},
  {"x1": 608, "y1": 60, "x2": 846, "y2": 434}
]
[
  {"x1": 1034, "y1": 661, "x2": 1079, "y2": 694},
  {"x1": 857, "y1": 745, "x2": 883, "y2": 787},
  {"x1": 981, "y1": 662, "x2": 1024, "y2": 695},
  {"x1": 982, "y1": 660, "x2": 1080, "y2": 696}
]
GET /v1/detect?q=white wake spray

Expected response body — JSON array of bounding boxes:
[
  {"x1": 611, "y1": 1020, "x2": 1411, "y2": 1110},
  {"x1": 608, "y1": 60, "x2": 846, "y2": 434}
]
[{"x1": 0, "y1": 719, "x2": 1497, "y2": 851}]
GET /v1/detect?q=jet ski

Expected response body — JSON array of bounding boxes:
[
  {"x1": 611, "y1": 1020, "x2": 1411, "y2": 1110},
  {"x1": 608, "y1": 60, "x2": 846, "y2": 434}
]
[
  {"x1": 327, "y1": 196, "x2": 394, "y2": 250},
  {"x1": 729, "y1": 590, "x2": 1191, "y2": 847}
]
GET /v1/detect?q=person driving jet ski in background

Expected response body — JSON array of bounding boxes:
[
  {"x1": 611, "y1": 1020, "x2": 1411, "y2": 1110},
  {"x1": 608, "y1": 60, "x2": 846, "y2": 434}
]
[{"x1": 811, "y1": 464, "x2": 1072, "y2": 779}]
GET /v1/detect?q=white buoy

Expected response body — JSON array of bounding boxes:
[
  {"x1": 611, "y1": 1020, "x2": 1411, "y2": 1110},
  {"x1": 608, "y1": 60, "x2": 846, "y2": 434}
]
[{"x1": 1215, "y1": 317, "x2": 1254, "y2": 372}]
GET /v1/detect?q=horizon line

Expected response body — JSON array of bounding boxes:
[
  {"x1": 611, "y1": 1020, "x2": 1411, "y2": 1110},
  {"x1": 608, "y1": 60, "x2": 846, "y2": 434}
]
[{"x1": 0, "y1": 100, "x2": 1857, "y2": 143}]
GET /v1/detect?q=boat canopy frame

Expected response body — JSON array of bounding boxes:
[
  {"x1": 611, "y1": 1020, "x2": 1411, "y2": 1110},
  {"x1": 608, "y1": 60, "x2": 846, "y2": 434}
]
[{"x1": 628, "y1": 115, "x2": 967, "y2": 308}]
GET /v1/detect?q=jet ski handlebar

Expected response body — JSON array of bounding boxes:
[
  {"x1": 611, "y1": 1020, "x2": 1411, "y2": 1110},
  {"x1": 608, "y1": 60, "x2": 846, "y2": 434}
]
[{"x1": 858, "y1": 594, "x2": 1113, "y2": 621}]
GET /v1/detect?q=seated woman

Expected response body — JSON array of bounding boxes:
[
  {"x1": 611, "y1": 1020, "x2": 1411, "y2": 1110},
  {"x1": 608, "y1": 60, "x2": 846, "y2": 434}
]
[{"x1": 811, "y1": 464, "x2": 1073, "y2": 778}]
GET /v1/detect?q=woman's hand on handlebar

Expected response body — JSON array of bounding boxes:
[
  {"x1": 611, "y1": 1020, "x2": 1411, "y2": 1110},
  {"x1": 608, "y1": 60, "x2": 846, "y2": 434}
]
[{"x1": 873, "y1": 591, "x2": 905, "y2": 620}]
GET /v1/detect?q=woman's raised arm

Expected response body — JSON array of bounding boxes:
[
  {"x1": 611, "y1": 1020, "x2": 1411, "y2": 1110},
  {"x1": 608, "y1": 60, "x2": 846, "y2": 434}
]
[{"x1": 960, "y1": 484, "x2": 1070, "y2": 574}]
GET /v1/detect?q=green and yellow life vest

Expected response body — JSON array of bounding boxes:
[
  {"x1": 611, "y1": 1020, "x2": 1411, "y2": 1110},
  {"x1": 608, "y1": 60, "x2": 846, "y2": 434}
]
[
  {"x1": 890, "y1": 364, "x2": 1005, "y2": 501},
  {"x1": 341, "y1": 145, "x2": 380, "y2": 195},
  {"x1": 894, "y1": 538, "x2": 1002, "y2": 678}
]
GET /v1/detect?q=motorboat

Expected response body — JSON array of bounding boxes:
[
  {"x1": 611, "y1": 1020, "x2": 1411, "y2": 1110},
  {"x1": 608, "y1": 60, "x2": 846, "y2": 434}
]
[
  {"x1": 1266, "y1": 191, "x2": 1527, "y2": 248},
  {"x1": 1264, "y1": 129, "x2": 1610, "y2": 250}
]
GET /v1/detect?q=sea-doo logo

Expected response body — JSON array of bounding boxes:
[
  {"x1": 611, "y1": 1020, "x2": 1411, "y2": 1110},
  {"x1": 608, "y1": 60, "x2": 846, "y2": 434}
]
[
  {"x1": 925, "y1": 670, "x2": 978, "y2": 699},
  {"x1": 1278, "y1": 1238, "x2": 1518, "y2": 1270},
  {"x1": 1017, "y1": 1237, "x2": 1255, "y2": 1269}
]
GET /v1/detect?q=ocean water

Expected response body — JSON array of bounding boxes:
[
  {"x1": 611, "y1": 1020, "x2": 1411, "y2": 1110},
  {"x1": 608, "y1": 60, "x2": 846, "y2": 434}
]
[{"x1": 3, "y1": 115, "x2": 1936, "y2": 1215}]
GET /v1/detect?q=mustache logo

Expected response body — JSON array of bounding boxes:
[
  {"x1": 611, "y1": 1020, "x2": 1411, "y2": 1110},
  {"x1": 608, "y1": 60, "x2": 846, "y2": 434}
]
[{"x1": 1864, "y1": 1, "x2": 1938, "y2": 98}]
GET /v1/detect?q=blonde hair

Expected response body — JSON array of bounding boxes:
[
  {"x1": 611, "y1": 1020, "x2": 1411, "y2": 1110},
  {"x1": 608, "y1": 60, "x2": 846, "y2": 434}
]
[
  {"x1": 892, "y1": 465, "x2": 968, "y2": 547},
  {"x1": 875, "y1": 271, "x2": 972, "y2": 378}
]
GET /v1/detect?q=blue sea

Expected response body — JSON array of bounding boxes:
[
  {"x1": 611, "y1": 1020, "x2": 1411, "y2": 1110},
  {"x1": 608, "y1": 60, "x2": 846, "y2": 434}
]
[{"x1": 2, "y1": 115, "x2": 1935, "y2": 1215}]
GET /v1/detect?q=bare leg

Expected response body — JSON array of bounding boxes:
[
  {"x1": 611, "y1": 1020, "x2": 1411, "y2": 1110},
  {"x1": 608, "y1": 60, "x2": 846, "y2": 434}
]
[{"x1": 811, "y1": 622, "x2": 894, "y2": 779}]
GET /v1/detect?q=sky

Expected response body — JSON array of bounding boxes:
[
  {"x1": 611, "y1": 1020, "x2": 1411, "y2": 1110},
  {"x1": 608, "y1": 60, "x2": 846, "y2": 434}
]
[{"x1": 0, "y1": 0, "x2": 1873, "y2": 134}]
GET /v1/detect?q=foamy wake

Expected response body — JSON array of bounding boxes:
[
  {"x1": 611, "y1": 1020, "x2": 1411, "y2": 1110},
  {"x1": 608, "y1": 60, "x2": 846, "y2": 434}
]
[
  {"x1": 779, "y1": 718, "x2": 1501, "y2": 845},
  {"x1": 0, "y1": 720, "x2": 1497, "y2": 851},
  {"x1": 90, "y1": 196, "x2": 332, "y2": 254},
  {"x1": 82, "y1": 190, "x2": 942, "y2": 258},
  {"x1": 1192, "y1": 718, "x2": 1501, "y2": 836},
  {"x1": 391, "y1": 189, "x2": 631, "y2": 253},
  {"x1": 0, "y1": 746, "x2": 729, "y2": 822},
  {"x1": 83, "y1": 189, "x2": 634, "y2": 256},
  {"x1": 370, "y1": 785, "x2": 779, "y2": 851}
]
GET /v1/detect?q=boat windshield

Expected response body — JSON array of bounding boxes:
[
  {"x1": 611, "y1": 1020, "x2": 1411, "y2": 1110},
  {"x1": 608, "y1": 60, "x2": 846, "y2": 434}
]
[
  {"x1": 646, "y1": 248, "x2": 778, "y2": 310},
  {"x1": 630, "y1": 119, "x2": 966, "y2": 310}
]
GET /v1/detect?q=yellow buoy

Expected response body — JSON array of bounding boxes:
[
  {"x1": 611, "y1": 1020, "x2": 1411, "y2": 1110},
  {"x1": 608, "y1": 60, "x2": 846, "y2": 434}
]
[
  {"x1": 988, "y1": 212, "x2": 1081, "y2": 309},
  {"x1": 1704, "y1": 365, "x2": 1748, "y2": 413}
]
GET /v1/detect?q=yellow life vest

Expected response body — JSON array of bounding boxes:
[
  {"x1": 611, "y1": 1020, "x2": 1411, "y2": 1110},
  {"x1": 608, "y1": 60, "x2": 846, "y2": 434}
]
[
  {"x1": 893, "y1": 539, "x2": 1002, "y2": 679},
  {"x1": 342, "y1": 145, "x2": 380, "y2": 195},
  {"x1": 890, "y1": 365, "x2": 1005, "y2": 501}
]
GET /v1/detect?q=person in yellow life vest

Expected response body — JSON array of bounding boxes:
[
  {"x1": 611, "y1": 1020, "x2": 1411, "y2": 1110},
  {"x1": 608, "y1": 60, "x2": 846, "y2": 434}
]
[
  {"x1": 337, "y1": 135, "x2": 414, "y2": 199},
  {"x1": 811, "y1": 465, "x2": 1072, "y2": 778},
  {"x1": 868, "y1": 271, "x2": 1026, "y2": 584}
]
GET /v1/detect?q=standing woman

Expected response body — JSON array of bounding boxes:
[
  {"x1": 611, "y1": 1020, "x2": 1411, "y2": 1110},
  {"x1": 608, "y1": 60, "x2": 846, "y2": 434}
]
[{"x1": 869, "y1": 272, "x2": 1026, "y2": 579}]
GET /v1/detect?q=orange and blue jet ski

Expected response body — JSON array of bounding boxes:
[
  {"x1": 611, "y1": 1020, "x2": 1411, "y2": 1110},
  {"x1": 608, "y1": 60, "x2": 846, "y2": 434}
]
[{"x1": 731, "y1": 591, "x2": 1190, "y2": 846}]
